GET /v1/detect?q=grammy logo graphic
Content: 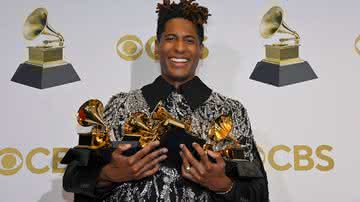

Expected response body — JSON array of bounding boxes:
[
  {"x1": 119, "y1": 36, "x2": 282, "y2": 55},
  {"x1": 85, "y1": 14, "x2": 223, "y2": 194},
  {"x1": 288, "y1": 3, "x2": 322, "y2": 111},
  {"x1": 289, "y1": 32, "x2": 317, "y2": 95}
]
[
  {"x1": 11, "y1": 8, "x2": 80, "y2": 89},
  {"x1": 250, "y1": 6, "x2": 317, "y2": 87}
]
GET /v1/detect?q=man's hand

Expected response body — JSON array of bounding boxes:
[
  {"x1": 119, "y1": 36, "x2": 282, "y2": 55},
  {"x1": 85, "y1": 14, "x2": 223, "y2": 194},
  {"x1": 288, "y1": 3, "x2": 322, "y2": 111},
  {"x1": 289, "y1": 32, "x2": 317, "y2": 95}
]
[
  {"x1": 98, "y1": 141, "x2": 167, "y2": 184},
  {"x1": 179, "y1": 143, "x2": 233, "y2": 192}
]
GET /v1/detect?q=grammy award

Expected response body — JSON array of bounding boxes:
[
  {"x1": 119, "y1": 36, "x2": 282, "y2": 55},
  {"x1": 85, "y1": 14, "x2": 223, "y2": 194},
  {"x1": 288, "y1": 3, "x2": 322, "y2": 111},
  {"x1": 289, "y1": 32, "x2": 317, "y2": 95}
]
[
  {"x1": 75, "y1": 99, "x2": 113, "y2": 150},
  {"x1": 74, "y1": 99, "x2": 140, "y2": 154},
  {"x1": 11, "y1": 8, "x2": 80, "y2": 89},
  {"x1": 250, "y1": 6, "x2": 317, "y2": 87},
  {"x1": 69, "y1": 98, "x2": 246, "y2": 166},
  {"x1": 204, "y1": 115, "x2": 246, "y2": 160}
]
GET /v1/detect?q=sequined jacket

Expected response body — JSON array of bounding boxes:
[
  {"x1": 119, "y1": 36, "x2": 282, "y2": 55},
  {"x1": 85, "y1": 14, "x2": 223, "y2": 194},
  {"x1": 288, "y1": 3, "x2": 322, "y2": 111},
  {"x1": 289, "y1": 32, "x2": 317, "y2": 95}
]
[{"x1": 63, "y1": 76, "x2": 269, "y2": 202}]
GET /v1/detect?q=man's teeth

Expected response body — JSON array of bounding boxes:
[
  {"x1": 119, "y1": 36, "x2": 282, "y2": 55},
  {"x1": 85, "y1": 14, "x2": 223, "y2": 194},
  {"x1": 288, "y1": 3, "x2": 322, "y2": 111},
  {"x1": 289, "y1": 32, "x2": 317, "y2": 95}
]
[{"x1": 170, "y1": 58, "x2": 189, "y2": 63}]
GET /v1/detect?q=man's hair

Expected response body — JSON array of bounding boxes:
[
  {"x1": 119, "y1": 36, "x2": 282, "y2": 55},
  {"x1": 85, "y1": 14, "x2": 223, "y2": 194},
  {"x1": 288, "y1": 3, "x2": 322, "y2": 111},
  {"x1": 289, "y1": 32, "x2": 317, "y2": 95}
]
[{"x1": 156, "y1": 0, "x2": 211, "y2": 45}]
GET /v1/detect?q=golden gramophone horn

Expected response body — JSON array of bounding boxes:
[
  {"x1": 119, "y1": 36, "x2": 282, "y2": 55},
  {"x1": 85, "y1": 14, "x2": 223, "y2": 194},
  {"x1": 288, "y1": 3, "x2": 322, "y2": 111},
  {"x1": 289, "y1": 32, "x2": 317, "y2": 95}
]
[
  {"x1": 208, "y1": 115, "x2": 239, "y2": 144},
  {"x1": 77, "y1": 99, "x2": 105, "y2": 127},
  {"x1": 260, "y1": 6, "x2": 300, "y2": 44},
  {"x1": 124, "y1": 112, "x2": 152, "y2": 134},
  {"x1": 152, "y1": 102, "x2": 191, "y2": 131},
  {"x1": 23, "y1": 8, "x2": 64, "y2": 46},
  {"x1": 76, "y1": 99, "x2": 111, "y2": 149}
]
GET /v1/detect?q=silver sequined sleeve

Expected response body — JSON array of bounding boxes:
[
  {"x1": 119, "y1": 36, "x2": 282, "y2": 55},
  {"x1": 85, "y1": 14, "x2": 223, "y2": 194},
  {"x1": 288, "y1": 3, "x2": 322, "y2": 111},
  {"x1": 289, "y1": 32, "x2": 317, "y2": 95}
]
[{"x1": 103, "y1": 92, "x2": 129, "y2": 140}]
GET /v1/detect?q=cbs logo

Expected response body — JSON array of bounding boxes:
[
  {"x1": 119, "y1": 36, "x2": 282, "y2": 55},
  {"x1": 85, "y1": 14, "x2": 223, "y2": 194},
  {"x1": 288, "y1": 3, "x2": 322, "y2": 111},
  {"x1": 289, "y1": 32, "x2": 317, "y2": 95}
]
[
  {"x1": 116, "y1": 34, "x2": 209, "y2": 61},
  {"x1": 0, "y1": 147, "x2": 68, "y2": 176},
  {"x1": 355, "y1": 34, "x2": 360, "y2": 55},
  {"x1": 257, "y1": 145, "x2": 334, "y2": 171}
]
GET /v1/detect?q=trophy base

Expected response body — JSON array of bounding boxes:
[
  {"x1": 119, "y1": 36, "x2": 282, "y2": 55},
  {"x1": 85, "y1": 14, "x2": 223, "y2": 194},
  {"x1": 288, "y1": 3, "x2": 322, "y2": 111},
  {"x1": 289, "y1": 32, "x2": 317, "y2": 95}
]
[
  {"x1": 11, "y1": 62, "x2": 80, "y2": 89},
  {"x1": 250, "y1": 60, "x2": 317, "y2": 87}
]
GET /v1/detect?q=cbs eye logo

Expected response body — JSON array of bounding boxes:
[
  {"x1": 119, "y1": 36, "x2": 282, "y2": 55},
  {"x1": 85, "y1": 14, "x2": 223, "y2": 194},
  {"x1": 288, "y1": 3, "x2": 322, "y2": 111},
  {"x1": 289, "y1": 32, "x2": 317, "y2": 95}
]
[
  {"x1": 355, "y1": 34, "x2": 360, "y2": 55},
  {"x1": 116, "y1": 34, "x2": 209, "y2": 61},
  {"x1": 0, "y1": 148, "x2": 23, "y2": 176}
]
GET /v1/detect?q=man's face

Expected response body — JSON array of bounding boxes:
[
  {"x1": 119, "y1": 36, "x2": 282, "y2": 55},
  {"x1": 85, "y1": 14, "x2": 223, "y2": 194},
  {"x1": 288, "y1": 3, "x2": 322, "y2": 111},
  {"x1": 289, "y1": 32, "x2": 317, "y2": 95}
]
[{"x1": 156, "y1": 18, "x2": 203, "y2": 82}]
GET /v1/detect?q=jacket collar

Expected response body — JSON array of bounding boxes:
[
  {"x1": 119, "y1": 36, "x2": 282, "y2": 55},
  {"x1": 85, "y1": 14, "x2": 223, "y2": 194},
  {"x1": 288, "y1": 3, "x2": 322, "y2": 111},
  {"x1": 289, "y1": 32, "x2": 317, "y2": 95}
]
[{"x1": 141, "y1": 75, "x2": 212, "y2": 111}]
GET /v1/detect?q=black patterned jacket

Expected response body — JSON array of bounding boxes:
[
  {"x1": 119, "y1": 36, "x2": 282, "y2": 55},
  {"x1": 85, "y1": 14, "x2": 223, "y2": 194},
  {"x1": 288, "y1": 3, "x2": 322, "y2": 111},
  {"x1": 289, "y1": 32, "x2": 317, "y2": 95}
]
[{"x1": 63, "y1": 76, "x2": 269, "y2": 202}]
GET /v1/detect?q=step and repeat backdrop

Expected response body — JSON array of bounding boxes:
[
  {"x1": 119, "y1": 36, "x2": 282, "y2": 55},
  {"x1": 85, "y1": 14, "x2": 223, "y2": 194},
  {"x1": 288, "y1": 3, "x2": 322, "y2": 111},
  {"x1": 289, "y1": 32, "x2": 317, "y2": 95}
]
[{"x1": 1, "y1": 0, "x2": 360, "y2": 201}]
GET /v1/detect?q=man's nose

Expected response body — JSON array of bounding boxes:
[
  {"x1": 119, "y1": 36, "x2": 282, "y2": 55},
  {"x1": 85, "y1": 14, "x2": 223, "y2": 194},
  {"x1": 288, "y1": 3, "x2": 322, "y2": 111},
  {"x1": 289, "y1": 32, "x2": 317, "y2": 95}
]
[{"x1": 174, "y1": 39, "x2": 185, "y2": 53}]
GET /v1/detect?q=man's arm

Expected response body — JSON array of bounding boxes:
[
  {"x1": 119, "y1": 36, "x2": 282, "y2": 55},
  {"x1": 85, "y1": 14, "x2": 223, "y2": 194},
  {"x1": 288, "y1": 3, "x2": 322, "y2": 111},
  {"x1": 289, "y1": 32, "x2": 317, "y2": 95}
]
[
  {"x1": 62, "y1": 149, "x2": 112, "y2": 200},
  {"x1": 62, "y1": 93, "x2": 129, "y2": 200},
  {"x1": 212, "y1": 141, "x2": 269, "y2": 202},
  {"x1": 179, "y1": 99, "x2": 269, "y2": 201},
  {"x1": 214, "y1": 102, "x2": 269, "y2": 202}
]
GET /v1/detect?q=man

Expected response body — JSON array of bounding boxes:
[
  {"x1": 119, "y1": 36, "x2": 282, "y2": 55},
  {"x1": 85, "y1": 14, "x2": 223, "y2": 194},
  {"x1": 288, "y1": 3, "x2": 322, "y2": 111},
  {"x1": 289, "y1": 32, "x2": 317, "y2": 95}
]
[{"x1": 63, "y1": 0, "x2": 269, "y2": 201}]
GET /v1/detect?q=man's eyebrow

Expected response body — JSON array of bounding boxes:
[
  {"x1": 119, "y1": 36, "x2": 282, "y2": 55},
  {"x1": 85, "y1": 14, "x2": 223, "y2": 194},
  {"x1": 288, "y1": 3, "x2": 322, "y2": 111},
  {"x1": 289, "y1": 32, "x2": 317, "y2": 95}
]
[
  {"x1": 163, "y1": 33, "x2": 177, "y2": 37},
  {"x1": 163, "y1": 33, "x2": 197, "y2": 38},
  {"x1": 183, "y1": 35, "x2": 196, "y2": 39}
]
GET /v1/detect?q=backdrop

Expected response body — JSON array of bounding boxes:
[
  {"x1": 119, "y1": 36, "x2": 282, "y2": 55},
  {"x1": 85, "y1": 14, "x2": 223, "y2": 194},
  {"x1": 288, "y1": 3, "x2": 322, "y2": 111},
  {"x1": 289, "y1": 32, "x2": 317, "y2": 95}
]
[{"x1": 1, "y1": 0, "x2": 359, "y2": 201}]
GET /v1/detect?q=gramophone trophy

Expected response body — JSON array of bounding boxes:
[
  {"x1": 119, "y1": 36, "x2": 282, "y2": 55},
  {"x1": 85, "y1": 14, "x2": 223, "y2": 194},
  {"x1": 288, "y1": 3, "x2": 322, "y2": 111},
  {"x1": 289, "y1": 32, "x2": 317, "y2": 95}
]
[
  {"x1": 204, "y1": 115, "x2": 246, "y2": 160},
  {"x1": 74, "y1": 99, "x2": 191, "y2": 150},
  {"x1": 61, "y1": 99, "x2": 252, "y2": 178},
  {"x1": 75, "y1": 99, "x2": 113, "y2": 150},
  {"x1": 250, "y1": 6, "x2": 317, "y2": 87},
  {"x1": 11, "y1": 8, "x2": 80, "y2": 89},
  {"x1": 61, "y1": 99, "x2": 125, "y2": 166},
  {"x1": 123, "y1": 101, "x2": 192, "y2": 148},
  {"x1": 68, "y1": 98, "x2": 246, "y2": 168}
]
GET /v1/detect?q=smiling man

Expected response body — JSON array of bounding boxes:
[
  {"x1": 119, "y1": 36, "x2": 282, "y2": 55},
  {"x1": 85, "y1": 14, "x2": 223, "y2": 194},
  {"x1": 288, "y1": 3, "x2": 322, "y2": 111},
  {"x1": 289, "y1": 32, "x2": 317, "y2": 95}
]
[
  {"x1": 63, "y1": 0, "x2": 269, "y2": 201},
  {"x1": 157, "y1": 17, "x2": 201, "y2": 84}
]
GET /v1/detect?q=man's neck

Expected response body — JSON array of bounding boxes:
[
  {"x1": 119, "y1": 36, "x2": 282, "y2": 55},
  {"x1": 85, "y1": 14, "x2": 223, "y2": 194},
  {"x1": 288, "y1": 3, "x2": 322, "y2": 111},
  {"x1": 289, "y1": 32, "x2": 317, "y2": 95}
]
[{"x1": 160, "y1": 74, "x2": 195, "y2": 89}]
